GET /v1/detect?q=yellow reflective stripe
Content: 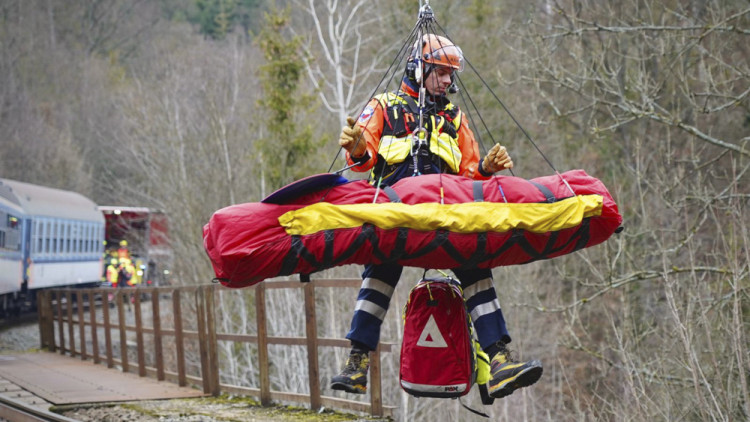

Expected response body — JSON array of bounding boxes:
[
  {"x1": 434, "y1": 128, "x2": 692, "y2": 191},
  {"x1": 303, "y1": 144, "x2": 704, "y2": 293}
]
[
  {"x1": 278, "y1": 195, "x2": 603, "y2": 235},
  {"x1": 379, "y1": 133, "x2": 462, "y2": 172},
  {"x1": 429, "y1": 132, "x2": 461, "y2": 172},
  {"x1": 379, "y1": 136, "x2": 412, "y2": 164},
  {"x1": 374, "y1": 92, "x2": 407, "y2": 108}
]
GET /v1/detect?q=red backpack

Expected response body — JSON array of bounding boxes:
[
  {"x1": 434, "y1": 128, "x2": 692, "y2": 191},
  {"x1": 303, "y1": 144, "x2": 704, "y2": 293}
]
[{"x1": 400, "y1": 277, "x2": 481, "y2": 398}]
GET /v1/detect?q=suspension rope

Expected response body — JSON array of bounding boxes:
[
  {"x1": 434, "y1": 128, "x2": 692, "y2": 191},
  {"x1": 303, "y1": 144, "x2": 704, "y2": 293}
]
[
  {"x1": 326, "y1": 20, "x2": 422, "y2": 174},
  {"x1": 434, "y1": 19, "x2": 575, "y2": 195}
]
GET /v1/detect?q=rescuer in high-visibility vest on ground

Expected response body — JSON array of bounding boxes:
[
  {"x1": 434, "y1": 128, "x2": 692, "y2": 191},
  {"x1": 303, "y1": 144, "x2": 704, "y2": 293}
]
[
  {"x1": 332, "y1": 34, "x2": 543, "y2": 399},
  {"x1": 106, "y1": 258, "x2": 120, "y2": 287}
]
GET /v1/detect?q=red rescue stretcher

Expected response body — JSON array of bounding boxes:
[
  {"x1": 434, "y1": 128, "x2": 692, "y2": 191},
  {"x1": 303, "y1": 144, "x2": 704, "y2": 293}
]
[{"x1": 203, "y1": 170, "x2": 623, "y2": 288}]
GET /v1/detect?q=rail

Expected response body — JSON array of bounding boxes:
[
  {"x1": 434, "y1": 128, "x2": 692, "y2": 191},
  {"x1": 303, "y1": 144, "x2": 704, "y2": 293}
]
[
  {"x1": 37, "y1": 280, "x2": 395, "y2": 418},
  {"x1": 0, "y1": 393, "x2": 79, "y2": 422}
]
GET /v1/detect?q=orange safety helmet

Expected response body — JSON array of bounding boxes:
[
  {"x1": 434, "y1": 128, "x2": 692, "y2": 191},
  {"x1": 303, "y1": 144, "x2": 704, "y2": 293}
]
[
  {"x1": 407, "y1": 34, "x2": 464, "y2": 86},
  {"x1": 418, "y1": 34, "x2": 464, "y2": 71}
]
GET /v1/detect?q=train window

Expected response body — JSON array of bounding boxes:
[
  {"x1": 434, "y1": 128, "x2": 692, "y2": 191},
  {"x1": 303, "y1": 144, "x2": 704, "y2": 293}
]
[
  {"x1": 90, "y1": 224, "x2": 96, "y2": 253},
  {"x1": 0, "y1": 213, "x2": 21, "y2": 251},
  {"x1": 43, "y1": 219, "x2": 50, "y2": 256},
  {"x1": 49, "y1": 220, "x2": 55, "y2": 254},
  {"x1": 78, "y1": 223, "x2": 84, "y2": 254},
  {"x1": 84, "y1": 223, "x2": 90, "y2": 254},
  {"x1": 82, "y1": 223, "x2": 87, "y2": 254},
  {"x1": 60, "y1": 221, "x2": 66, "y2": 255},
  {"x1": 79, "y1": 222, "x2": 84, "y2": 254},
  {"x1": 44, "y1": 221, "x2": 49, "y2": 255},
  {"x1": 67, "y1": 222, "x2": 72, "y2": 254},
  {"x1": 37, "y1": 220, "x2": 43, "y2": 255},
  {"x1": 63, "y1": 222, "x2": 68, "y2": 255},
  {"x1": 79, "y1": 223, "x2": 85, "y2": 254},
  {"x1": 70, "y1": 222, "x2": 77, "y2": 254},
  {"x1": 72, "y1": 222, "x2": 77, "y2": 254},
  {"x1": 33, "y1": 224, "x2": 39, "y2": 253},
  {"x1": 54, "y1": 220, "x2": 60, "y2": 255},
  {"x1": 84, "y1": 223, "x2": 90, "y2": 253},
  {"x1": 83, "y1": 223, "x2": 89, "y2": 253},
  {"x1": 89, "y1": 224, "x2": 95, "y2": 253}
]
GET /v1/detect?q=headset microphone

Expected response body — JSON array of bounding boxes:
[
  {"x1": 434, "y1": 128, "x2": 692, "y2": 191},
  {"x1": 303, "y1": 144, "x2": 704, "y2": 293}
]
[{"x1": 447, "y1": 74, "x2": 458, "y2": 94}]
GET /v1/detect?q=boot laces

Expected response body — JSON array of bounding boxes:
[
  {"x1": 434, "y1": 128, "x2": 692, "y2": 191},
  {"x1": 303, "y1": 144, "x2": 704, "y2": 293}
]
[
  {"x1": 495, "y1": 348, "x2": 517, "y2": 365},
  {"x1": 345, "y1": 352, "x2": 367, "y2": 371}
]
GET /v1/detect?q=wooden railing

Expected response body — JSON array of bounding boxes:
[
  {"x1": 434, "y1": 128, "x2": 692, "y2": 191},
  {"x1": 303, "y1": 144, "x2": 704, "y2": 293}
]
[{"x1": 37, "y1": 280, "x2": 395, "y2": 418}]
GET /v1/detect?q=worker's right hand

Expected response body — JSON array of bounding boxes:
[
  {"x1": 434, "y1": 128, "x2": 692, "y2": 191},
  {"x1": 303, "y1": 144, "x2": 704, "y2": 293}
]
[{"x1": 338, "y1": 116, "x2": 366, "y2": 158}]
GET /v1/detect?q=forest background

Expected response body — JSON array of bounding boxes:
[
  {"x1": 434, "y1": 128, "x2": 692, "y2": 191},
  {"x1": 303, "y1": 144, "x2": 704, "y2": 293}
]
[{"x1": 0, "y1": 0, "x2": 748, "y2": 421}]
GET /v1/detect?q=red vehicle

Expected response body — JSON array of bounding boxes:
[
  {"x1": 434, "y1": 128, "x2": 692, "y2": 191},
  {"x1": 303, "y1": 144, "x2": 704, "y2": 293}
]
[{"x1": 98, "y1": 206, "x2": 171, "y2": 286}]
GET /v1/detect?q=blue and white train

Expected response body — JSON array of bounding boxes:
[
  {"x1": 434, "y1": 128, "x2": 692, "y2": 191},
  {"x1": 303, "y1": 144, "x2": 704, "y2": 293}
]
[{"x1": 0, "y1": 178, "x2": 105, "y2": 317}]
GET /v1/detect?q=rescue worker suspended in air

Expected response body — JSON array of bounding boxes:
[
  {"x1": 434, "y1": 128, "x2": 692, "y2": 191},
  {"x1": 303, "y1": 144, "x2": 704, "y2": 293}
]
[{"x1": 332, "y1": 33, "x2": 543, "y2": 399}]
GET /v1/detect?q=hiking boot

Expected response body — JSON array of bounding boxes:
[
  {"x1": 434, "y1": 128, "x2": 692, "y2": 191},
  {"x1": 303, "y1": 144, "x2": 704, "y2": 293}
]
[
  {"x1": 488, "y1": 349, "x2": 543, "y2": 399},
  {"x1": 330, "y1": 350, "x2": 369, "y2": 394}
]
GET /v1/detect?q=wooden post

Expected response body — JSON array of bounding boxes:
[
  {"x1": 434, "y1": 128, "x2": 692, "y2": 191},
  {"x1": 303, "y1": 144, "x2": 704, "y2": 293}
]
[
  {"x1": 77, "y1": 290, "x2": 86, "y2": 360},
  {"x1": 173, "y1": 290, "x2": 186, "y2": 387},
  {"x1": 151, "y1": 289, "x2": 164, "y2": 381},
  {"x1": 134, "y1": 290, "x2": 146, "y2": 377},
  {"x1": 117, "y1": 291, "x2": 129, "y2": 372},
  {"x1": 37, "y1": 290, "x2": 54, "y2": 351},
  {"x1": 304, "y1": 283, "x2": 321, "y2": 410},
  {"x1": 102, "y1": 290, "x2": 114, "y2": 368},
  {"x1": 206, "y1": 285, "x2": 220, "y2": 396},
  {"x1": 66, "y1": 290, "x2": 75, "y2": 357},
  {"x1": 89, "y1": 289, "x2": 100, "y2": 364},
  {"x1": 255, "y1": 283, "x2": 271, "y2": 406},
  {"x1": 369, "y1": 347, "x2": 383, "y2": 416},
  {"x1": 56, "y1": 290, "x2": 65, "y2": 354},
  {"x1": 196, "y1": 287, "x2": 211, "y2": 394}
]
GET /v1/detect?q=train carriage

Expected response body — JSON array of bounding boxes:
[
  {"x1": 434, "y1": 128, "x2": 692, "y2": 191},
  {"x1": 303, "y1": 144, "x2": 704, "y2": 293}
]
[{"x1": 0, "y1": 178, "x2": 105, "y2": 316}]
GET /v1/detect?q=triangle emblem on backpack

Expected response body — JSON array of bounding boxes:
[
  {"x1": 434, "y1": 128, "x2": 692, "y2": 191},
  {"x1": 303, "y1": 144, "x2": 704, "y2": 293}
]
[{"x1": 417, "y1": 314, "x2": 448, "y2": 348}]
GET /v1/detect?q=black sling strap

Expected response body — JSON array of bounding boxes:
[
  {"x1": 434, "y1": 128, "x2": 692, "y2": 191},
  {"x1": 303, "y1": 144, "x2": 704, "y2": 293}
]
[
  {"x1": 472, "y1": 180, "x2": 484, "y2": 202},
  {"x1": 382, "y1": 185, "x2": 401, "y2": 203},
  {"x1": 528, "y1": 180, "x2": 556, "y2": 203}
]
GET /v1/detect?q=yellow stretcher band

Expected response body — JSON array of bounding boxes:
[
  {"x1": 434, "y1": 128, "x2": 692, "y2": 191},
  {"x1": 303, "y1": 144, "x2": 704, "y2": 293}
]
[{"x1": 278, "y1": 195, "x2": 603, "y2": 236}]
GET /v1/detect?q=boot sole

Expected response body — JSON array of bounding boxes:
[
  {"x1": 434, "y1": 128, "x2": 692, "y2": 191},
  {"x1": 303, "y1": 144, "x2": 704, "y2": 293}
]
[
  {"x1": 489, "y1": 360, "x2": 543, "y2": 399},
  {"x1": 330, "y1": 381, "x2": 367, "y2": 395}
]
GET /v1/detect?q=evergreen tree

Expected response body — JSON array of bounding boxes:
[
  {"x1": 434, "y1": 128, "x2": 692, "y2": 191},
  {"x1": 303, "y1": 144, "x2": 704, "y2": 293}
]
[
  {"x1": 255, "y1": 7, "x2": 320, "y2": 190},
  {"x1": 188, "y1": 0, "x2": 265, "y2": 40}
]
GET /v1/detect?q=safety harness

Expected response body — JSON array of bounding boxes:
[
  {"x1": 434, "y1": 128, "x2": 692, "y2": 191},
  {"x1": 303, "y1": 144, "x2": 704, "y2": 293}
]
[{"x1": 372, "y1": 91, "x2": 463, "y2": 184}]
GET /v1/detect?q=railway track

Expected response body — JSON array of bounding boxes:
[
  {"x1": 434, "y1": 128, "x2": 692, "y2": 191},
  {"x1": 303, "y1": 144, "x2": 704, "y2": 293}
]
[
  {"x1": 0, "y1": 393, "x2": 79, "y2": 422},
  {"x1": 0, "y1": 311, "x2": 38, "y2": 331}
]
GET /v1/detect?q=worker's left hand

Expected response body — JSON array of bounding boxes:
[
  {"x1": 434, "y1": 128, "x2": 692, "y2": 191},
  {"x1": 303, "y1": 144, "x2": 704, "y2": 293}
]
[{"x1": 482, "y1": 143, "x2": 513, "y2": 174}]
